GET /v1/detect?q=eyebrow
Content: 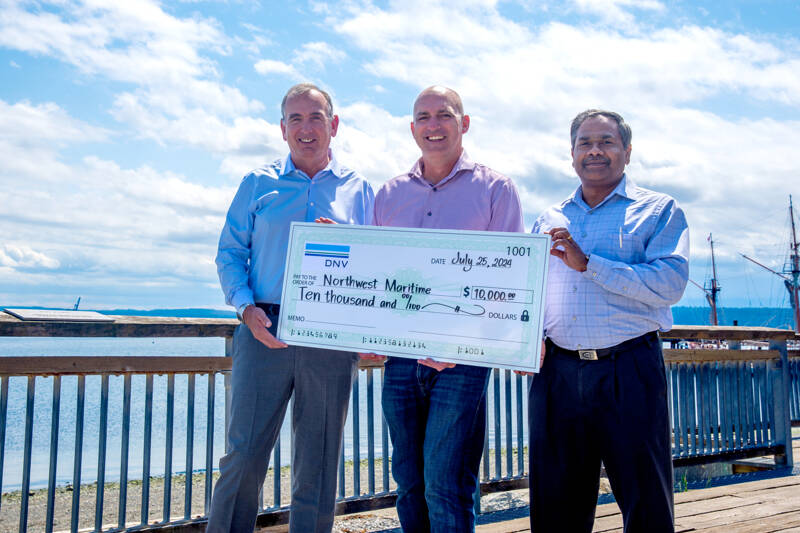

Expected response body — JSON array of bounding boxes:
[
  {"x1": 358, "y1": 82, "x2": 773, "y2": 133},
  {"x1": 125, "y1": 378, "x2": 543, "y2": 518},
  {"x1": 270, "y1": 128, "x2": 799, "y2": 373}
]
[{"x1": 578, "y1": 134, "x2": 616, "y2": 141}]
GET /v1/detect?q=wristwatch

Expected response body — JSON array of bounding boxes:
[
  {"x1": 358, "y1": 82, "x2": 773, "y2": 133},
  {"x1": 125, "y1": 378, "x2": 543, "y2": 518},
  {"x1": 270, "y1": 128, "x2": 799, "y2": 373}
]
[{"x1": 236, "y1": 303, "x2": 251, "y2": 321}]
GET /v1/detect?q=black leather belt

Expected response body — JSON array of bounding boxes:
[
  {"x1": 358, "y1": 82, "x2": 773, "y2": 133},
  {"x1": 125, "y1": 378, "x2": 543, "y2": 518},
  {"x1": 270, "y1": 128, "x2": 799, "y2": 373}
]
[
  {"x1": 255, "y1": 302, "x2": 281, "y2": 315},
  {"x1": 548, "y1": 331, "x2": 658, "y2": 361}
]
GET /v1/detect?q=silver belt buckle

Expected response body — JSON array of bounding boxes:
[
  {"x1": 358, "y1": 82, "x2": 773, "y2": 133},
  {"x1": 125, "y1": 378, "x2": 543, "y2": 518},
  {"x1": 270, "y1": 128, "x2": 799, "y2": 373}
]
[{"x1": 578, "y1": 349, "x2": 598, "y2": 361}]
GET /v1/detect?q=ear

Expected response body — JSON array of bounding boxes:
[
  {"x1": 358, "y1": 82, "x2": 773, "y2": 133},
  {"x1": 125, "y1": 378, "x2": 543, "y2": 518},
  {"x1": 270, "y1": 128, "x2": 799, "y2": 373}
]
[
  {"x1": 410, "y1": 121, "x2": 416, "y2": 136},
  {"x1": 330, "y1": 114, "x2": 340, "y2": 137},
  {"x1": 280, "y1": 119, "x2": 288, "y2": 141},
  {"x1": 624, "y1": 143, "x2": 632, "y2": 165},
  {"x1": 461, "y1": 114, "x2": 470, "y2": 134}
]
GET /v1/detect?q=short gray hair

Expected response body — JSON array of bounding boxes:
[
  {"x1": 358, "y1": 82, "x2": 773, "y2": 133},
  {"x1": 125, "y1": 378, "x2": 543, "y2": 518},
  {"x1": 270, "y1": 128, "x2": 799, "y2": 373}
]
[
  {"x1": 281, "y1": 83, "x2": 334, "y2": 120},
  {"x1": 570, "y1": 109, "x2": 632, "y2": 149}
]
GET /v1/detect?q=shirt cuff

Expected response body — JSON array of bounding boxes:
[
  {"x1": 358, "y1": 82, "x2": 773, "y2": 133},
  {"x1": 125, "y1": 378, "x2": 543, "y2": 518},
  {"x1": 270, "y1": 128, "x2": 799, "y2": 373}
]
[
  {"x1": 582, "y1": 253, "x2": 609, "y2": 284},
  {"x1": 230, "y1": 291, "x2": 254, "y2": 315}
]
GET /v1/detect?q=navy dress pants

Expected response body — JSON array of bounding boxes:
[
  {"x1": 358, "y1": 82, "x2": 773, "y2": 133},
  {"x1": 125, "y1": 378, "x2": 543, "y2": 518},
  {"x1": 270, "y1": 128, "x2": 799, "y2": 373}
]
[{"x1": 528, "y1": 334, "x2": 674, "y2": 533}]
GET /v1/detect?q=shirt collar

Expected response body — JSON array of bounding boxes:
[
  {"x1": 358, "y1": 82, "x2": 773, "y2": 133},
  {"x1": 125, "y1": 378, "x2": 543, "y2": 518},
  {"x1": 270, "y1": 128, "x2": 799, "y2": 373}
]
[
  {"x1": 565, "y1": 173, "x2": 634, "y2": 210},
  {"x1": 279, "y1": 149, "x2": 342, "y2": 179},
  {"x1": 408, "y1": 150, "x2": 476, "y2": 187}
]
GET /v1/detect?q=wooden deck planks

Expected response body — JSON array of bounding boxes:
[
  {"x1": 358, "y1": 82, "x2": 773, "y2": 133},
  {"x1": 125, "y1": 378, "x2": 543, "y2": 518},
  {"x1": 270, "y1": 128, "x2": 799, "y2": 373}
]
[{"x1": 476, "y1": 474, "x2": 800, "y2": 533}]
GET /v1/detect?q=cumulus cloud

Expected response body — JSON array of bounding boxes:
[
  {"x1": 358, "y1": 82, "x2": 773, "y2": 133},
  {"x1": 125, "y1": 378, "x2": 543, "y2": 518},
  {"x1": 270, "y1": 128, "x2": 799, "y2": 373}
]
[
  {"x1": 327, "y1": 0, "x2": 800, "y2": 304},
  {"x1": 254, "y1": 58, "x2": 304, "y2": 80},
  {"x1": 0, "y1": 245, "x2": 60, "y2": 270},
  {"x1": 293, "y1": 41, "x2": 346, "y2": 69},
  {"x1": 0, "y1": 0, "x2": 265, "y2": 164}
]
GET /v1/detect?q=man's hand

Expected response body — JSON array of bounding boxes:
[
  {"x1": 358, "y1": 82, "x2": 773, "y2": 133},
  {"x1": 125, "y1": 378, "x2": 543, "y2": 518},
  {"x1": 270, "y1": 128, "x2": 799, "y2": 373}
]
[
  {"x1": 548, "y1": 227, "x2": 589, "y2": 272},
  {"x1": 242, "y1": 305, "x2": 288, "y2": 349},
  {"x1": 418, "y1": 358, "x2": 456, "y2": 372},
  {"x1": 315, "y1": 217, "x2": 336, "y2": 224},
  {"x1": 359, "y1": 352, "x2": 387, "y2": 362}
]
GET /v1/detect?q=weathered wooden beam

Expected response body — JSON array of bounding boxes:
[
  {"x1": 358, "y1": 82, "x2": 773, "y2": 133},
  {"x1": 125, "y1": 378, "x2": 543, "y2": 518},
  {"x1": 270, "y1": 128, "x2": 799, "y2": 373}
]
[
  {"x1": 0, "y1": 313, "x2": 238, "y2": 338},
  {"x1": 662, "y1": 325, "x2": 796, "y2": 341},
  {"x1": 0, "y1": 355, "x2": 391, "y2": 375},
  {"x1": 0, "y1": 356, "x2": 233, "y2": 375},
  {"x1": 663, "y1": 349, "x2": 781, "y2": 362}
]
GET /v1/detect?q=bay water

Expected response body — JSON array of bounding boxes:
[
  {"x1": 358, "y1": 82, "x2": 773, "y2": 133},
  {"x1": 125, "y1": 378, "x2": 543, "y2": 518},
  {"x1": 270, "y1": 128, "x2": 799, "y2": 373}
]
[{"x1": 0, "y1": 337, "x2": 527, "y2": 492}]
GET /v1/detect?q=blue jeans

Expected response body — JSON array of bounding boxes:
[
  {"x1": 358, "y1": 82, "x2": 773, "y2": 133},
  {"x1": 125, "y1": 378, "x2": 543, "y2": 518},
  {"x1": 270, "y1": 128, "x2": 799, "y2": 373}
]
[{"x1": 382, "y1": 357, "x2": 490, "y2": 533}]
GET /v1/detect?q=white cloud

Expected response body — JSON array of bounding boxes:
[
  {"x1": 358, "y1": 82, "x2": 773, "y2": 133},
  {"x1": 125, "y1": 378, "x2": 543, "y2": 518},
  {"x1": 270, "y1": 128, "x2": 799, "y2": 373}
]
[
  {"x1": 0, "y1": 245, "x2": 60, "y2": 270},
  {"x1": 0, "y1": 98, "x2": 233, "y2": 297},
  {"x1": 327, "y1": 1, "x2": 800, "y2": 304},
  {"x1": 293, "y1": 41, "x2": 346, "y2": 69},
  {"x1": 573, "y1": 0, "x2": 665, "y2": 25},
  {"x1": 0, "y1": 0, "x2": 265, "y2": 157},
  {"x1": 254, "y1": 58, "x2": 304, "y2": 80}
]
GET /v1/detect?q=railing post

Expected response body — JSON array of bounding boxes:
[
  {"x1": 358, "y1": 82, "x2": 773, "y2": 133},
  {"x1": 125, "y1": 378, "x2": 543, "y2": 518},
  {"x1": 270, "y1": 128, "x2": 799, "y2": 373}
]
[
  {"x1": 224, "y1": 335, "x2": 233, "y2": 455},
  {"x1": 770, "y1": 338, "x2": 794, "y2": 467}
]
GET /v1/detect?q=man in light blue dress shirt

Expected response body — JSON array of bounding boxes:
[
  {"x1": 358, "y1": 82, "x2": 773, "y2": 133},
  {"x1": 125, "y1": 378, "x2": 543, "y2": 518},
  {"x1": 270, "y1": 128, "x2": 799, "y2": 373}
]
[
  {"x1": 529, "y1": 110, "x2": 689, "y2": 532},
  {"x1": 208, "y1": 83, "x2": 374, "y2": 533}
]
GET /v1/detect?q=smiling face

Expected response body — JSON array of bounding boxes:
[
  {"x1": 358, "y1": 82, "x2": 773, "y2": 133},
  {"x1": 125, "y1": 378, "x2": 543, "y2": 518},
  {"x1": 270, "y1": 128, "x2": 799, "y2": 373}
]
[
  {"x1": 571, "y1": 115, "x2": 631, "y2": 195},
  {"x1": 280, "y1": 89, "x2": 339, "y2": 177},
  {"x1": 410, "y1": 88, "x2": 469, "y2": 165}
]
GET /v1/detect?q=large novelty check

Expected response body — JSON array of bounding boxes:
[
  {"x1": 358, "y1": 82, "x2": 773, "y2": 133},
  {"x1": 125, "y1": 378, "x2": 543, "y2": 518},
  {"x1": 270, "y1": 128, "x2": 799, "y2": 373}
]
[{"x1": 277, "y1": 223, "x2": 550, "y2": 372}]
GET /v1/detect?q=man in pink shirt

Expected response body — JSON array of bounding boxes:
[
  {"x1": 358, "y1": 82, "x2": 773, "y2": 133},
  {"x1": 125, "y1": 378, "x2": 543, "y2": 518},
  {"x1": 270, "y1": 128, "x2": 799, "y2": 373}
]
[{"x1": 371, "y1": 86, "x2": 524, "y2": 532}]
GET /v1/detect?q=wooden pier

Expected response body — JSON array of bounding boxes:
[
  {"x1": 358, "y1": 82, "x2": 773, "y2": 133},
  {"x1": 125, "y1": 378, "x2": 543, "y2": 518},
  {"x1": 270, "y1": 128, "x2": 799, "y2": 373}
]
[{"x1": 475, "y1": 436, "x2": 800, "y2": 533}]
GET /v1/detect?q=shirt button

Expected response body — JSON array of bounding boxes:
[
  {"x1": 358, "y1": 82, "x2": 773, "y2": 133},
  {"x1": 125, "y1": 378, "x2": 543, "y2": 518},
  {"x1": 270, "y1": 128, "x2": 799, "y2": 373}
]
[
  {"x1": 309, "y1": 201, "x2": 315, "y2": 206},
  {"x1": 432, "y1": 187, "x2": 437, "y2": 192},
  {"x1": 427, "y1": 211, "x2": 432, "y2": 216},
  {"x1": 592, "y1": 272, "x2": 597, "y2": 278}
]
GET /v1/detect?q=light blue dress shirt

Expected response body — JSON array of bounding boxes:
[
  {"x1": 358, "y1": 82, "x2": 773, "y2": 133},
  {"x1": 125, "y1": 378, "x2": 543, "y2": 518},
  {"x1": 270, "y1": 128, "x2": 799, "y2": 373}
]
[
  {"x1": 533, "y1": 175, "x2": 689, "y2": 350},
  {"x1": 216, "y1": 152, "x2": 374, "y2": 310}
]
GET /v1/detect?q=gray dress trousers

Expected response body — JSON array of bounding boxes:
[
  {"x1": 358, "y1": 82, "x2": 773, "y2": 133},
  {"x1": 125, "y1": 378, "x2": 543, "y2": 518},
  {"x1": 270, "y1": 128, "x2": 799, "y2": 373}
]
[{"x1": 206, "y1": 314, "x2": 358, "y2": 533}]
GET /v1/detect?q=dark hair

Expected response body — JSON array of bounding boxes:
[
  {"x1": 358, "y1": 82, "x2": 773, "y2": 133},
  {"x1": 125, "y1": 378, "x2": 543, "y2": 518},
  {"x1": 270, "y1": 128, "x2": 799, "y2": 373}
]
[
  {"x1": 281, "y1": 83, "x2": 334, "y2": 120},
  {"x1": 570, "y1": 109, "x2": 631, "y2": 149}
]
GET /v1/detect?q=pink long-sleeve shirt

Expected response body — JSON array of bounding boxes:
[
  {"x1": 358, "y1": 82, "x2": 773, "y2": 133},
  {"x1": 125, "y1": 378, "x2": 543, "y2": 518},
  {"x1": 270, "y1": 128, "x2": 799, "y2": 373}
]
[{"x1": 373, "y1": 151, "x2": 524, "y2": 233}]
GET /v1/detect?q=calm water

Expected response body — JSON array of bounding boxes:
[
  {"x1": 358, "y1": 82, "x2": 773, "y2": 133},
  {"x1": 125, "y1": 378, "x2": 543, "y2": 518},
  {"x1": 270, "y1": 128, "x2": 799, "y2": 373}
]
[{"x1": 0, "y1": 338, "x2": 528, "y2": 492}]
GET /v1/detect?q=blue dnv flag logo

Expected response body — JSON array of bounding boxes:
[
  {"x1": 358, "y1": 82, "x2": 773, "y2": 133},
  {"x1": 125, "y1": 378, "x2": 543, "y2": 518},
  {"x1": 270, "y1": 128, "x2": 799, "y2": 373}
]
[{"x1": 304, "y1": 243, "x2": 350, "y2": 267}]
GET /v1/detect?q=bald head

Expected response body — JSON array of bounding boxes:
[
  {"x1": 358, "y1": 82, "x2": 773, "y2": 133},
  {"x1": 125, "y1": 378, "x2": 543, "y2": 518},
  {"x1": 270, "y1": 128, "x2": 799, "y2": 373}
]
[{"x1": 413, "y1": 86, "x2": 464, "y2": 117}]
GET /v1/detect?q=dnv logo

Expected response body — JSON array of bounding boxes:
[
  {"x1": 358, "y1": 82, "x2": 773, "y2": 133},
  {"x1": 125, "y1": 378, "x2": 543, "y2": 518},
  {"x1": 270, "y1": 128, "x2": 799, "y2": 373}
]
[{"x1": 304, "y1": 243, "x2": 350, "y2": 268}]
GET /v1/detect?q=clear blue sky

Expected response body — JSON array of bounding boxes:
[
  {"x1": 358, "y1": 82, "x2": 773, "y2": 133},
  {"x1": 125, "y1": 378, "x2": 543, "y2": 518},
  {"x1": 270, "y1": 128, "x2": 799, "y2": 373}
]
[{"x1": 1, "y1": 0, "x2": 799, "y2": 310}]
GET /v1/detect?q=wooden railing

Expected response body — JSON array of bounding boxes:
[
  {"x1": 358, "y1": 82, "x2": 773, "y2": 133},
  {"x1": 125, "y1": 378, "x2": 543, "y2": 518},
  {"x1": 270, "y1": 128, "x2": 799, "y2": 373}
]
[{"x1": 0, "y1": 315, "x2": 796, "y2": 532}]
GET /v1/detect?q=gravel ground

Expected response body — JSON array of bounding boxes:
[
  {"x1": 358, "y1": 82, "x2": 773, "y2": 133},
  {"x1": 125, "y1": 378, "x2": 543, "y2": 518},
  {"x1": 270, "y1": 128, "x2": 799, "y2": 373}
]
[
  {"x1": 3, "y1": 454, "x2": 612, "y2": 532},
  {"x1": 2, "y1": 459, "x2": 396, "y2": 532}
]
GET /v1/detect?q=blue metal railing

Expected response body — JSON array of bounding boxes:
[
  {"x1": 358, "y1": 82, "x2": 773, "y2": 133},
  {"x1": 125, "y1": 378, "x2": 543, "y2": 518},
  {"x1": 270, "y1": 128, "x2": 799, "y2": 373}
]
[
  {"x1": 791, "y1": 357, "x2": 800, "y2": 424},
  {"x1": 0, "y1": 321, "x2": 795, "y2": 532}
]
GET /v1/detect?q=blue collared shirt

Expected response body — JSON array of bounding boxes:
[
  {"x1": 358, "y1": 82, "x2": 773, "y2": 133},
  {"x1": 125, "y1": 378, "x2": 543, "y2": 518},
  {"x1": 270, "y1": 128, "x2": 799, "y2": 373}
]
[
  {"x1": 533, "y1": 175, "x2": 689, "y2": 350},
  {"x1": 216, "y1": 152, "x2": 375, "y2": 309}
]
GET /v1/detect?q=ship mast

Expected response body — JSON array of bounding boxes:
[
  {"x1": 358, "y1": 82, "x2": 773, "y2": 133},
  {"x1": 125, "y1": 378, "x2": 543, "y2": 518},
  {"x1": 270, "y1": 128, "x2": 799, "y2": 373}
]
[
  {"x1": 787, "y1": 195, "x2": 800, "y2": 332},
  {"x1": 688, "y1": 233, "x2": 721, "y2": 325},
  {"x1": 741, "y1": 195, "x2": 800, "y2": 332},
  {"x1": 704, "y1": 234, "x2": 720, "y2": 325}
]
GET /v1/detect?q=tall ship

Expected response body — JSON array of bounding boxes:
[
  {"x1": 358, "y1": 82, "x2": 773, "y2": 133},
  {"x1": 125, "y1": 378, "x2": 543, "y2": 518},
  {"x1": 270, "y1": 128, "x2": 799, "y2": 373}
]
[{"x1": 740, "y1": 195, "x2": 800, "y2": 334}]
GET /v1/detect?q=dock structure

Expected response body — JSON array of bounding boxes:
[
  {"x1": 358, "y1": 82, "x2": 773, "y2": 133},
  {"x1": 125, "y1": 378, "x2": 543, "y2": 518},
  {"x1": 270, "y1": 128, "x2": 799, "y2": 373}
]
[{"x1": 0, "y1": 314, "x2": 798, "y2": 532}]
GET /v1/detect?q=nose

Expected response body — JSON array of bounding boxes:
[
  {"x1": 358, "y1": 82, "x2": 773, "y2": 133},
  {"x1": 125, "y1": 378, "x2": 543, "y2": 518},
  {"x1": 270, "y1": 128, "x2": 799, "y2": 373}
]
[{"x1": 587, "y1": 142, "x2": 603, "y2": 156}]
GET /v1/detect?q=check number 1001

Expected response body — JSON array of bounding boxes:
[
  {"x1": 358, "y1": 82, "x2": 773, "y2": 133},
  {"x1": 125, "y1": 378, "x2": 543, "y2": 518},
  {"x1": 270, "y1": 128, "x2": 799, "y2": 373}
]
[{"x1": 506, "y1": 246, "x2": 531, "y2": 256}]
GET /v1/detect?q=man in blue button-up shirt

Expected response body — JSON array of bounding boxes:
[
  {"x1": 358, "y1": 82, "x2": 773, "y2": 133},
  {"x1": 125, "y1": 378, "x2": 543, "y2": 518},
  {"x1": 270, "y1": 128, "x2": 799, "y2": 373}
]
[
  {"x1": 528, "y1": 110, "x2": 689, "y2": 533},
  {"x1": 208, "y1": 83, "x2": 374, "y2": 533}
]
